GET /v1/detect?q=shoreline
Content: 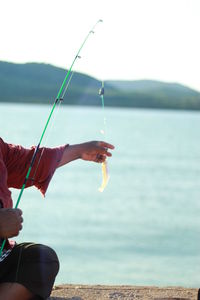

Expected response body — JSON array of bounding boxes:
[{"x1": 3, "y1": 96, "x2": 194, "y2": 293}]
[{"x1": 49, "y1": 284, "x2": 200, "y2": 299}]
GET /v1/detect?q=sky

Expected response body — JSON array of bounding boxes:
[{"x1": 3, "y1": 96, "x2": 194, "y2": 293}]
[{"x1": 1, "y1": 0, "x2": 200, "y2": 91}]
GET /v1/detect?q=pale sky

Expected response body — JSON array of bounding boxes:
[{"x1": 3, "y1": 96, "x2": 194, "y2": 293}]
[{"x1": 1, "y1": 0, "x2": 200, "y2": 91}]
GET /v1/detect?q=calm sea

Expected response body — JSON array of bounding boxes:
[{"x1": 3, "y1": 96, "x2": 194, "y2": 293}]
[{"x1": 0, "y1": 103, "x2": 200, "y2": 287}]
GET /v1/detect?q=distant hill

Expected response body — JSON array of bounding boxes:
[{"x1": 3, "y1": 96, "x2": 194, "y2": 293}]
[
  {"x1": 1, "y1": 61, "x2": 200, "y2": 110},
  {"x1": 0, "y1": 61, "x2": 101, "y2": 106},
  {"x1": 107, "y1": 79, "x2": 199, "y2": 94}
]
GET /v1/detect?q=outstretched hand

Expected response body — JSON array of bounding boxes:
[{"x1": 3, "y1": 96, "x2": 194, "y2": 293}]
[
  {"x1": 81, "y1": 141, "x2": 114, "y2": 163},
  {"x1": 58, "y1": 141, "x2": 115, "y2": 167}
]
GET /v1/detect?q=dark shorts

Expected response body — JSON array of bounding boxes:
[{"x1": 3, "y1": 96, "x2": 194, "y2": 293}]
[{"x1": 0, "y1": 242, "x2": 59, "y2": 299}]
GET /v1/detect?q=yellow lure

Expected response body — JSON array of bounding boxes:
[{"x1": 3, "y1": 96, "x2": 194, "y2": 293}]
[{"x1": 99, "y1": 160, "x2": 110, "y2": 192}]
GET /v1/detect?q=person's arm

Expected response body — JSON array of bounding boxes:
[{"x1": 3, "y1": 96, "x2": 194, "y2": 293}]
[
  {"x1": 2, "y1": 138, "x2": 66, "y2": 196},
  {"x1": 2, "y1": 138, "x2": 114, "y2": 197},
  {"x1": 58, "y1": 141, "x2": 115, "y2": 167}
]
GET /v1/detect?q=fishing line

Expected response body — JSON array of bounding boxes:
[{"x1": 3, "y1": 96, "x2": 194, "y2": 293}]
[
  {"x1": 99, "y1": 81, "x2": 107, "y2": 136},
  {"x1": 0, "y1": 19, "x2": 103, "y2": 256},
  {"x1": 98, "y1": 81, "x2": 110, "y2": 192}
]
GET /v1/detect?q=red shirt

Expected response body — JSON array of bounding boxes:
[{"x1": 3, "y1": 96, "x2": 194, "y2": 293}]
[{"x1": 0, "y1": 138, "x2": 66, "y2": 208}]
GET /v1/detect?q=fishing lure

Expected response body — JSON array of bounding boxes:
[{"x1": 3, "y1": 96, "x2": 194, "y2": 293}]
[
  {"x1": 99, "y1": 160, "x2": 110, "y2": 192},
  {"x1": 98, "y1": 81, "x2": 110, "y2": 192}
]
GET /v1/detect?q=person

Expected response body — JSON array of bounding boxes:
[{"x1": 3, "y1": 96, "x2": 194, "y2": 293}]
[{"x1": 0, "y1": 137, "x2": 114, "y2": 300}]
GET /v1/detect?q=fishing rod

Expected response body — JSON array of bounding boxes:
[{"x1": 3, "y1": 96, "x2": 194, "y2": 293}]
[{"x1": 0, "y1": 19, "x2": 103, "y2": 256}]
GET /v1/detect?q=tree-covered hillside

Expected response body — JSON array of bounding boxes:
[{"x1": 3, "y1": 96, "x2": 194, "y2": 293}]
[{"x1": 1, "y1": 61, "x2": 200, "y2": 110}]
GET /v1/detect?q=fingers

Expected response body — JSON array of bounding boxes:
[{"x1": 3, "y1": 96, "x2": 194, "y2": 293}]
[
  {"x1": 16, "y1": 208, "x2": 23, "y2": 216},
  {"x1": 12, "y1": 208, "x2": 23, "y2": 233},
  {"x1": 16, "y1": 209, "x2": 23, "y2": 230},
  {"x1": 0, "y1": 208, "x2": 23, "y2": 238},
  {"x1": 95, "y1": 141, "x2": 114, "y2": 162},
  {"x1": 96, "y1": 141, "x2": 115, "y2": 157},
  {"x1": 105, "y1": 150, "x2": 112, "y2": 157},
  {"x1": 98, "y1": 141, "x2": 115, "y2": 150},
  {"x1": 80, "y1": 140, "x2": 114, "y2": 163},
  {"x1": 95, "y1": 154, "x2": 106, "y2": 163}
]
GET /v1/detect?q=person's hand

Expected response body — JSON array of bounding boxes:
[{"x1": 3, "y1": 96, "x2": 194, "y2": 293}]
[
  {"x1": 58, "y1": 140, "x2": 115, "y2": 167},
  {"x1": 0, "y1": 208, "x2": 23, "y2": 238},
  {"x1": 80, "y1": 141, "x2": 114, "y2": 163}
]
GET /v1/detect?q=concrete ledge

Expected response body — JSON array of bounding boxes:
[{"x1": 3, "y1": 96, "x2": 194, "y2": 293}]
[{"x1": 49, "y1": 284, "x2": 199, "y2": 300}]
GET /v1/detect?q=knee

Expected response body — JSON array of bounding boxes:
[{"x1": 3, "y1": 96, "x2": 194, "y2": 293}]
[
  {"x1": 22, "y1": 243, "x2": 60, "y2": 279},
  {"x1": 19, "y1": 243, "x2": 60, "y2": 298},
  {"x1": 38, "y1": 244, "x2": 60, "y2": 276}
]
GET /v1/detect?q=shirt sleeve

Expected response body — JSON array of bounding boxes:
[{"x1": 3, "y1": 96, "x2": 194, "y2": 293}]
[
  {"x1": 1, "y1": 138, "x2": 67, "y2": 196},
  {"x1": 0, "y1": 145, "x2": 12, "y2": 208}
]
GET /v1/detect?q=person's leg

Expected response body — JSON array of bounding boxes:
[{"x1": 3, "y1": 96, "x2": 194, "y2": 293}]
[
  {"x1": 0, "y1": 282, "x2": 33, "y2": 300},
  {"x1": 0, "y1": 243, "x2": 59, "y2": 299},
  {"x1": 15, "y1": 243, "x2": 59, "y2": 298}
]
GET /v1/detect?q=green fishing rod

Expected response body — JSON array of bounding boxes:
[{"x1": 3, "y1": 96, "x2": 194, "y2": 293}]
[{"x1": 0, "y1": 19, "x2": 103, "y2": 256}]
